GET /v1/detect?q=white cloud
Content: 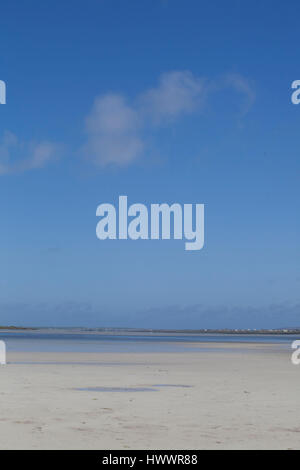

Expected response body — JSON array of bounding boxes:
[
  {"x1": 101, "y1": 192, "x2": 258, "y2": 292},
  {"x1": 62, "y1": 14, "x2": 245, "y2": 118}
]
[
  {"x1": 82, "y1": 70, "x2": 255, "y2": 168},
  {"x1": 140, "y1": 70, "x2": 205, "y2": 123},
  {"x1": 0, "y1": 71, "x2": 255, "y2": 173},
  {"x1": 0, "y1": 131, "x2": 59, "y2": 175},
  {"x1": 83, "y1": 94, "x2": 143, "y2": 166}
]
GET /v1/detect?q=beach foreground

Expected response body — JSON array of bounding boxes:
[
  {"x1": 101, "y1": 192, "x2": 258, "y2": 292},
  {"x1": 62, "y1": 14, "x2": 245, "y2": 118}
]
[{"x1": 0, "y1": 343, "x2": 299, "y2": 450}]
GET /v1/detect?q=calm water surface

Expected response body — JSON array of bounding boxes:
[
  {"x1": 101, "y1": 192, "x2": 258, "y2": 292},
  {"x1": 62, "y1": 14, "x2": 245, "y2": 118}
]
[{"x1": 0, "y1": 329, "x2": 297, "y2": 353}]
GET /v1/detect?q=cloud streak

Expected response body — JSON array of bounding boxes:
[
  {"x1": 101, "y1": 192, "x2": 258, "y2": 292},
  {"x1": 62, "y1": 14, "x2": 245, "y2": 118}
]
[
  {"x1": 135, "y1": 302, "x2": 300, "y2": 330},
  {"x1": 0, "y1": 301, "x2": 297, "y2": 329}
]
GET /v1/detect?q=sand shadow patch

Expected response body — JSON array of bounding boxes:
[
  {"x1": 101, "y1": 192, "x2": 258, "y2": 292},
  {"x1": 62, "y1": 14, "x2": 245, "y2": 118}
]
[
  {"x1": 74, "y1": 387, "x2": 158, "y2": 392},
  {"x1": 152, "y1": 384, "x2": 193, "y2": 388}
]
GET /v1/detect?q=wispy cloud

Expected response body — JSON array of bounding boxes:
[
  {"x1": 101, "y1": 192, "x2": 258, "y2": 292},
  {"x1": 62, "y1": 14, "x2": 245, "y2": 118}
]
[
  {"x1": 0, "y1": 300, "x2": 297, "y2": 329},
  {"x1": 0, "y1": 300, "x2": 97, "y2": 327},
  {"x1": 221, "y1": 73, "x2": 256, "y2": 116},
  {"x1": 0, "y1": 131, "x2": 60, "y2": 175},
  {"x1": 82, "y1": 70, "x2": 255, "y2": 168},
  {"x1": 134, "y1": 302, "x2": 300, "y2": 330}
]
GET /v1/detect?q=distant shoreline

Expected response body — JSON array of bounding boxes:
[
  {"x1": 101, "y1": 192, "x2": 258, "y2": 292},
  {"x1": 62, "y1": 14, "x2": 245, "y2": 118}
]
[
  {"x1": 0, "y1": 326, "x2": 36, "y2": 330},
  {"x1": 0, "y1": 326, "x2": 300, "y2": 335}
]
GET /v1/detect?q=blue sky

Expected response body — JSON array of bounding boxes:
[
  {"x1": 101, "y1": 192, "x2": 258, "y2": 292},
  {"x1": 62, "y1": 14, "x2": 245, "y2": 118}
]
[{"x1": 0, "y1": 0, "x2": 299, "y2": 328}]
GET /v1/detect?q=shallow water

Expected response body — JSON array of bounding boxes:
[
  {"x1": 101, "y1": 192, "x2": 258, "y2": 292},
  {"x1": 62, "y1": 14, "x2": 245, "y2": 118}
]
[{"x1": 0, "y1": 329, "x2": 298, "y2": 354}]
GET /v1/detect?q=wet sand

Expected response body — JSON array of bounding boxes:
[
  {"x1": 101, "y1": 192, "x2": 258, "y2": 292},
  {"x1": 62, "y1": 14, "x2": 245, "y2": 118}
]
[{"x1": 0, "y1": 343, "x2": 299, "y2": 449}]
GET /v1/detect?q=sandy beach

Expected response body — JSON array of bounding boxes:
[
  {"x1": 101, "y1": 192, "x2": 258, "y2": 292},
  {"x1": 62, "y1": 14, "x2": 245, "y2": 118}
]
[{"x1": 0, "y1": 343, "x2": 299, "y2": 450}]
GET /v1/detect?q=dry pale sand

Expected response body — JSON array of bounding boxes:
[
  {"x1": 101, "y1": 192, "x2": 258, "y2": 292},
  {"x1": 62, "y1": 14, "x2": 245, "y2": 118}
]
[{"x1": 0, "y1": 344, "x2": 299, "y2": 450}]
